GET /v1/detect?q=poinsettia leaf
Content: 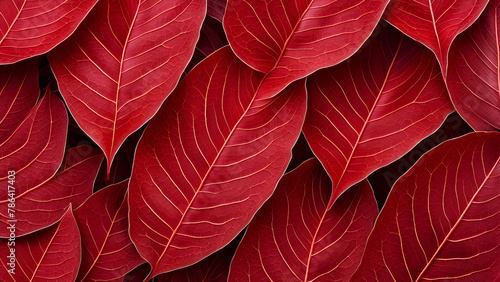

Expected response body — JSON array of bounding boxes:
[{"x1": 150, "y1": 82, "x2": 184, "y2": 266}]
[
  {"x1": 383, "y1": 0, "x2": 488, "y2": 77},
  {"x1": 353, "y1": 132, "x2": 500, "y2": 280},
  {"x1": 0, "y1": 0, "x2": 98, "y2": 64},
  {"x1": 224, "y1": 0, "x2": 390, "y2": 98},
  {"x1": 129, "y1": 46, "x2": 307, "y2": 277},
  {"x1": 303, "y1": 23, "x2": 453, "y2": 207},
  {"x1": 447, "y1": 0, "x2": 500, "y2": 131},
  {"x1": 48, "y1": 0, "x2": 206, "y2": 171}
]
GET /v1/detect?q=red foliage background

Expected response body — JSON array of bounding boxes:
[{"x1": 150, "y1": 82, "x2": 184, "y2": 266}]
[{"x1": 0, "y1": 0, "x2": 499, "y2": 281}]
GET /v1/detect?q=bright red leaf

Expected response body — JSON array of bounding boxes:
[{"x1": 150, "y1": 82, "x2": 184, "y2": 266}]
[
  {"x1": 0, "y1": 89, "x2": 68, "y2": 201},
  {"x1": 302, "y1": 23, "x2": 453, "y2": 207},
  {"x1": 224, "y1": 0, "x2": 389, "y2": 98},
  {"x1": 0, "y1": 207, "x2": 81, "y2": 281},
  {"x1": 0, "y1": 145, "x2": 102, "y2": 237},
  {"x1": 48, "y1": 0, "x2": 205, "y2": 172},
  {"x1": 353, "y1": 132, "x2": 500, "y2": 281},
  {"x1": 383, "y1": 0, "x2": 488, "y2": 77},
  {"x1": 447, "y1": 0, "x2": 500, "y2": 131},
  {"x1": 0, "y1": 58, "x2": 38, "y2": 143},
  {"x1": 129, "y1": 46, "x2": 307, "y2": 277},
  {"x1": 229, "y1": 158, "x2": 378, "y2": 281},
  {"x1": 74, "y1": 180, "x2": 144, "y2": 282},
  {"x1": 0, "y1": 0, "x2": 98, "y2": 64}
]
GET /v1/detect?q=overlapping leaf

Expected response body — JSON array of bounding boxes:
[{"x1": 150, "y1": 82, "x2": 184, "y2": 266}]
[
  {"x1": 0, "y1": 90, "x2": 68, "y2": 200},
  {"x1": 0, "y1": 0, "x2": 98, "y2": 64},
  {"x1": 156, "y1": 236, "x2": 239, "y2": 281},
  {"x1": 224, "y1": 0, "x2": 390, "y2": 98},
  {"x1": 185, "y1": 16, "x2": 228, "y2": 74},
  {"x1": 383, "y1": 0, "x2": 488, "y2": 77},
  {"x1": 447, "y1": 0, "x2": 500, "y2": 131},
  {"x1": 302, "y1": 23, "x2": 453, "y2": 207},
  {"x1": 129, "y1": 46, "x2": 307, "y2": 277},
  {"x1": 353, "y1": 132, "x2": 500, "y2": 280},
  {"x1": 229, "y1": 158, "x2": 377, "y2": 281},
  {"x1": 74, "y1": 180, "x2": 144, "y2": 282},
  {"x1": 0, "y1": 58, "x2": 38, "y2": 142},
  {"x1": 0, "y1": 145, "x2": 102, "y2": 237},
  {"x1": 48, "y1": 0, "x2": 205, "y2": 171},
  {"x1": 0, "y1": 207, "x2": 81, "y2": 281}
]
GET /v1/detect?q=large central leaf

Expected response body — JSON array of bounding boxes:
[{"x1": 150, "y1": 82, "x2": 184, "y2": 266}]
[
  {"x1": 128, "y1": 46, "x2": 307, "y2": 277},
  {"x1": 48, "y1": 0, "x2": 205, "y2": 171}
]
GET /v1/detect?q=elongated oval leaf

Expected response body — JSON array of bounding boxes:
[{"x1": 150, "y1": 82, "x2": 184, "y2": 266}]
[
  {"x1": 302, "y1": 23, "x2": 453, "y2": 207},
  {"x1": 0, "y1": 145, "x2": 103, "y2": 237},
  {"x1": 129, "y1": 46, "x2": 307, "y2": 277},
  {"x1": 74, "y1": 180, "x2": 144, "y2": 282},
  {"x1": 447, "y1": 0, "x2": 500, "y2": 131},
  {"x1": 224, "y1": 0, "x2": 389, "y2": 99},
  {"x1": 0, "y1": 58, "x2": 38, "y2": 142},
  {"x1": 48, "y1": 0, "x2": 205, "y2": 171},
  {"x1": 0, "y1": 207, "x2": 81, "y2": 282},
  {"x1": 0, "y1": 89, "x2": 68, "y2": 198},
  {"x1": 208, "y1": 0, "x2": 227, "y2": 23},
  {"x1": 352, "y1": 132, "x2": 500, "y2": 281},
  {"x1": 229, "y1": 158, "x2": 377, "y2": 281},
  {"x1": 383, "y1": 0, "x2": 488, "y2": 77},
  {"x1": 0, "y1": 0, "x2": 98, "y2": 64}
]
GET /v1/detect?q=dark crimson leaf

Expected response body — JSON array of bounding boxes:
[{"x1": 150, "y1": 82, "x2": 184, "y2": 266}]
[
  {"x1": 0, "y1": 145, "x2": 103, "y2": 237},
  {"x1": 185, "y1": 16, "x2": 228, "y2": 74},
  {"x1": 74, "y1": 180, "x2": 145, "y2": 282},
  {"x1": 224, "y1": 0, "x2": 389, "y2": 98},
  {"x1": 0, "y1": 58, "x2": 38, "y2": 143},
  {"x1": 353, "y1": 132, "x2": 500, "y2": 281},
  {"x1": 383, "y1": 0, "x2": 488, "y2": 77},
  {"x1": 0, "y1": 89, "x2": 67, "y2": 201},
  {"x1": 0, "y1": 0, "x2": 98, "y2": 64},
  {"x1": 129, "y1": 46, "x2": 307, "y2": 277},
  {"x1": 0, "y1": 207, "x2": 81, "y2": 281},
  {"x1": 229, "y1": 158, "x2": 378, "y2": 281},
  {"x1": 303, "y1": 23, "x2": 453, "y2": 207},
  {"x1": 207, "y1": 0, "x2": 226, "y2": 22},
  {"x1": 368, "y1": 112, "x2": 473, "y2": 209},
  {"x1": 48, "y1": 0, "x2": 205, "y2": 171},
  {"x1": 447, "y1": 0, "x2": 500, "y2": 131}
]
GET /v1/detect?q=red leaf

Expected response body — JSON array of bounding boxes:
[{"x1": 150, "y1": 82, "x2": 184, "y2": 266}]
[
  {"x1": 207, "y1": 0, "x2": 227, "y2": 22},
  {"x1": 155, "y1": 235, "x2": 239, "y2": 281},
  {"x1": 0, "y1": 145, "x2": 103, "y2": 237},
  {"x1": 224, "y1": 0, "x2": 389, "y2": 98},
  {"x1": 229, "y1": 158, "x2": 378, "y2": 281},
  {"x1": 0, "y1": 207, "x2": 81, "y2": 281},
  {"x1": 447, "y1": 0, "x2": 500, "y2": 131},
  {"x1": 128, "y1": 46, "x2": 307, "y2": 277},
  {"x1": 0, "y1": 58, "x2": 38, "y2": 143},
  {"x1": 302, "y1": 23, "x2": 453, "y2": 207},
  {"x1": 0, "y1": 89, "x2": 68, "y2": 199},
  {"x1": 47, "y1": 0, "x2": 206, "y2": 171},
  {"x1": 74, "y1": 180, "x2": 145, "y2": 282},
  {"x1": 352, "y1": 132, "x2": 500, "y2": 281},
  {"x1": 0, "y1": 0, "x2": 98, "y2": 64},
  {"x1": 383, "y1": 0, "x2": 488, "y2": 77}
]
